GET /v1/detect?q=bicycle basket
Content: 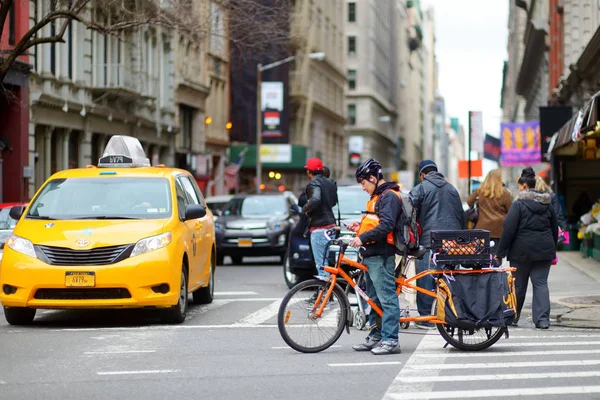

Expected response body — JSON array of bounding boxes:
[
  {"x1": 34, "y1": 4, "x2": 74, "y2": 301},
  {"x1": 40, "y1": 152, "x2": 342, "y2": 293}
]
[{"x1": 430, "y1": 230, "x2": 490, "y2": 266}]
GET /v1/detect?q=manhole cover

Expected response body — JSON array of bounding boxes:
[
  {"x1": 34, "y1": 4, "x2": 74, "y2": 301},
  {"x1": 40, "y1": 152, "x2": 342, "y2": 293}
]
[{"x1": 559, "y1": 296, "x2": 600, "y2": 306}]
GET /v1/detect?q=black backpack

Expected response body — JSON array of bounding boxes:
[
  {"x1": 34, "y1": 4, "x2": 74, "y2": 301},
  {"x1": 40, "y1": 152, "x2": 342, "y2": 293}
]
[{"x1": 374, "y1": 189, "x2": 421, "y2": 255}]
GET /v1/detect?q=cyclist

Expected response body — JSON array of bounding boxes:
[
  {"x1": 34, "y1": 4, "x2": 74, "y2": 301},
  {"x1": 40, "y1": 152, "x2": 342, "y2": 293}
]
[
  {"x1": 409, "y1": 160, "x2": 465, "y2": 329},
  {"x1": 347, "y1": 158, "x2": 402, "y2": 355}
]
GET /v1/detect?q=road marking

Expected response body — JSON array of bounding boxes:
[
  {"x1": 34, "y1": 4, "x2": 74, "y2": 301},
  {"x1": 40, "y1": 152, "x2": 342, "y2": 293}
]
[
  {"x1": 97, "y1": 369, "x2": 179, "y2": 376},
  {"x1": 57, "y1": 324, "x2": 281, "y2": 332},
  {"x1": 235, "y1": 301, "x2": 281, "y2": 325},
  {"x1": 388, "y1": 386, "x2": 600, "y2": 399},
  {"x1": 465, "y1": 340, "x2": 600, "y2": 347},
  {"x1": 84, "y1": 350, "x2": 156, "y2": 355},
  {"x1": 188, "y1": 299, "x2": 233, "y2": 315},
  {"x1": 395, "y1": 370, "x2": 600, "y2": 383},
  {"x1": 404, "y1": 359, "x2": 600, "y2": 370},
  {"x1": 272, "y1": 345, "x2": 342, "y2": 350},
  {"x1": 415, "y1": 349, "x2": 600, "y2": 357},
  {"x1": 328, "y1": 361, "x2": 402, "y2": 367},
  {"x1": 508, "y1": 334, "x2": 600, "y2": 339},
  {"x1": 214, "y1": 291, "x2": 258, "y2": 296}
]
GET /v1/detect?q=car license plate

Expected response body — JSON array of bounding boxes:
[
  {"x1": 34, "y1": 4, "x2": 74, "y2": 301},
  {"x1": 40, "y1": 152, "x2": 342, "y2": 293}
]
[
  {"x1": 238, "y1": 239, "x2": 253, "y2": 247},
  {"x1": 65, "y1": 272, "x2": 95, "y2": 287}
]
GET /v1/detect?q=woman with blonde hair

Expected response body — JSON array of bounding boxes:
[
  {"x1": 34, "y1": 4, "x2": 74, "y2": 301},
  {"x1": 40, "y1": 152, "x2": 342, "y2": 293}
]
[
  {"x1": 466, "y1": 169, "x2": 513, "y2": 255},
  {"x1": 535, "y1": 176, "x2": 567, "y2": 231}
]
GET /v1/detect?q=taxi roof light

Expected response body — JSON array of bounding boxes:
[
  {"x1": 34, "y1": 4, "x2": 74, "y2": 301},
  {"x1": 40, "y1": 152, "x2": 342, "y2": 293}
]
[{"x1": 98, "y1": 135, "x2": 151, "y2": 168}]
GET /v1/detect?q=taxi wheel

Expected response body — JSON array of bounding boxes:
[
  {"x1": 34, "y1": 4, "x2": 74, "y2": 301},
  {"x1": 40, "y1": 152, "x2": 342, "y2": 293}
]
[
  {"x1": 216, "y1": 253, "x2": 225, "y2": 266},
  {"x1": 3, "y1": 307, "x2": 36, "y2": 325},
  {"x1": 193, "y1": 256, "x2": 215, "y2": 305},
  {"x1": 162, "y1": 267, "x2": 188, "y2": 324}
]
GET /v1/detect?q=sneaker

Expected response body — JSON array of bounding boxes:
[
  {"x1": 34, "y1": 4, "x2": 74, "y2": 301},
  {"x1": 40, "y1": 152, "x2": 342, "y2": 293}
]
[
  {"x1": 535, "y1": 323, "x2": 549, "y2": 330},
  {"x1": 414, "y1": 321, "x2": 435, "y2": 330},
  {"x1": 371, "y1": 341, "x2": 401, "y2": 355},
  {"x1": 352, "y1": 336, "x2": 381, "y2": 351}
]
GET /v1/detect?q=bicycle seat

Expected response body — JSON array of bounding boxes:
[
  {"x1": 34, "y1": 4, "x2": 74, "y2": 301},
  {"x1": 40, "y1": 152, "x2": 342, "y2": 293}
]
[{"x1": 407, "y1": 246, "x2": 427, "y2": 259}]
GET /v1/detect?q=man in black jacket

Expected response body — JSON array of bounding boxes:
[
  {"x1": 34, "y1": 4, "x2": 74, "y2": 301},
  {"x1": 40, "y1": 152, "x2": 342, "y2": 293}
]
[
  {"x1": 409, "y1": 160, "x2": 465, "y2": 329},
  {"x1": 302, "y1": 158, "x2": 338, "y2": 278},
  {"x1": 348, "y1": 158, "x2": 402, "y2": 355}
]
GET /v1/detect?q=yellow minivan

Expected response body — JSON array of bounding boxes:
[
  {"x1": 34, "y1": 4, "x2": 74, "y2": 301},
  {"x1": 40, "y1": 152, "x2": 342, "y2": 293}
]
[{"x1": 0, "y1": 136, "x2": 216, "y2": 325}]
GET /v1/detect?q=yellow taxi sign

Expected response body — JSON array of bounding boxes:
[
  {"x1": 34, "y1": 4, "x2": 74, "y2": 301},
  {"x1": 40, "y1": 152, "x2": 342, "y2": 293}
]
[{"x1": 98, "y1": 135, "x2": 151, "y2": 168}]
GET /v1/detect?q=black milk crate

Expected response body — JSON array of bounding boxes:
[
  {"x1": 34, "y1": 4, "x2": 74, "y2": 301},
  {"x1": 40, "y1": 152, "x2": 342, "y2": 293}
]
[{"x1": 430, "y1": 230, "x2": 491, "y2": 266}]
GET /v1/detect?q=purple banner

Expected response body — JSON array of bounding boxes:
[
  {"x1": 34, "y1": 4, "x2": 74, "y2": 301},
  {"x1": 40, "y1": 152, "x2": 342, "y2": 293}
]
[{"x1": 500, "y1": 121, "x2": 541, "y2": 166}]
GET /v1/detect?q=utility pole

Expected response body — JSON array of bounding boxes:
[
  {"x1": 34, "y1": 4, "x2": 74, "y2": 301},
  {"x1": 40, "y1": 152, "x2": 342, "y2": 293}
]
[
  {"x1": 256, "y1": 65, "x2": 263, "y2": 194},
  {"x1": 468, "y1": 111, "x2": 472, "y2": 195}
]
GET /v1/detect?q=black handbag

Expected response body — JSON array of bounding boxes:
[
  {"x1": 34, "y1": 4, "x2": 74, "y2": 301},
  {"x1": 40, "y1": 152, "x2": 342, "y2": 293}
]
[{"x1": 465, "y1": 200, "x2": 479, "y2": 224}]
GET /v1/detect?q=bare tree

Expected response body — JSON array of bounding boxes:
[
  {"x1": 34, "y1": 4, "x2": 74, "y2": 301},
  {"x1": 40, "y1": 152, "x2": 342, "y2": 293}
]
[{"x1": 0, "y1": 0, "x2": 292, "y2": 85}]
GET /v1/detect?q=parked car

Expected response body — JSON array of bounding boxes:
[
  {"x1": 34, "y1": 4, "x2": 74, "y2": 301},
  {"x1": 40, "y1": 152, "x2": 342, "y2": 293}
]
[
  {"x1": 215, "y1": 192, "x2": 298, "y2": 265},
  {"x1": 283, "y1": 184, "x2": 369, "y2": 288},
  {"x1": 0, "y1": 203, "x2": 27, "y2": 262}
]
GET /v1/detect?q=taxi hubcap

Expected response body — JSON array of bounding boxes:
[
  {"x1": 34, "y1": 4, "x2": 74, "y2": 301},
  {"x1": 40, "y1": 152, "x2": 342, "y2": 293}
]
[{"x1": 179, "y1": 273, "x2": 186, "y2": 313}]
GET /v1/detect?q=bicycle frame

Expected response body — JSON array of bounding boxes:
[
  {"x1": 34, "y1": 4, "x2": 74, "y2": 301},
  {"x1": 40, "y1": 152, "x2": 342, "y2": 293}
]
[{"x1": 315, "y1": 242, "x2": 516, "y2": 326}]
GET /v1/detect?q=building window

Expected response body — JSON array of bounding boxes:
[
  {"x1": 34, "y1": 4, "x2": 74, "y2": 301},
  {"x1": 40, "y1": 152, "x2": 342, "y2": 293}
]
[
  {"x1": 180, "y1": 105, "x2": 194, "y2": 149},
  {"x1": 67, "y1": 22, "x2": 73, "y2": 80},
  {"x1": 348, "y1": 36, "x2": 356, "y2": 56},
  {"x1": 50, "y1": 22, "x2": 56, "y2": 76},
  {"x1": 348, "y1": 2, "x2": 356, "y2": 22},
  {"x1": 348, "y1": 69, "x2": 356, "y2": 90},
  {"x1": 8, "y1": 2, "x2": 15, "y2": 45},
  {"x1": 348, "y1": 104, "x2": 356, "y2": 125}
]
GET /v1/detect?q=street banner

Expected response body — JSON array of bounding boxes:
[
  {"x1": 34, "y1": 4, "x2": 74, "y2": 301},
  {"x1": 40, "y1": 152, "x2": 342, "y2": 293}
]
[
  {"x1": 500, "y1": 121, "x2": 541, "y2": 166},
  {"x1": 469, "y1": 111, "x2": 484, "y2": 153},
  {"x1": 483, "y1": 134, "x2": 501, "y2": 163},
  {"x1": 458, "y1": 159, "x2": 483, "y2": 178},
  {"x1": 261, "y1": 82, "x2": 284, "y2": 137}
]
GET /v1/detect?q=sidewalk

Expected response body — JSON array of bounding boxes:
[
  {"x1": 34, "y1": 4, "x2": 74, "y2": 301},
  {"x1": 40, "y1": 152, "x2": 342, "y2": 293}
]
[{"x1": 518, "y1": 251, "x2": 600, "y2": 329}]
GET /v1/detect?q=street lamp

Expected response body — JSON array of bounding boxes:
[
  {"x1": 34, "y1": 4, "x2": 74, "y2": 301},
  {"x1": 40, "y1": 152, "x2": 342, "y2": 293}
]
[{"x1": 256, "y1": 52, "x2": 326, "y2": 193}]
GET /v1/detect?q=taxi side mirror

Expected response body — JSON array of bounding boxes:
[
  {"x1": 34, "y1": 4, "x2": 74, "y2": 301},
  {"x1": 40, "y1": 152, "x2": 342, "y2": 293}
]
[
  {"x1": 185, "y1": 204, "x2": 207, "y2": 220},
  {"x1": 9, "y1": 206, "x2": 25, "y2": 221}
]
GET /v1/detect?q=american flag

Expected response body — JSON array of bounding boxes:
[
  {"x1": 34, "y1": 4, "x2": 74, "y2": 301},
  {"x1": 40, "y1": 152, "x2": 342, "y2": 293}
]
[{"x1": 224, "y1": 148, "x2": 248, "y2": 192}]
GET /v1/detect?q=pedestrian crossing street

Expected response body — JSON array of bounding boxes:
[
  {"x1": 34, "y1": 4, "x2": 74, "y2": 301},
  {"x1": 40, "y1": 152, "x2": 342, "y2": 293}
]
[{"x1": 383, "y1": 329, "x2": 600, "y2": 399}]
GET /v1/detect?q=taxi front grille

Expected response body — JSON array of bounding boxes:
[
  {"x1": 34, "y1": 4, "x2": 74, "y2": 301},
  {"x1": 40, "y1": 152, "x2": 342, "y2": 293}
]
[
  {"x1": 34, "y1": 288, "x2": 132, "y2": 300},
  {"x1": 35, "y1": 244, "x2": 133, "y2": 266}
]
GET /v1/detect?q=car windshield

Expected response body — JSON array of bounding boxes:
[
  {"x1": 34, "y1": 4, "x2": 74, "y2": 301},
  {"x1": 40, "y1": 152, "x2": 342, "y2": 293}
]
[
  {"x1": 333, "y1": 187, "x2": 369, "y2": 216},
  {"x1": 26, "y1": 177, "x2": 172, "y2": 220},
  {"x1": 223, "y1": 196, "x2": 287, "y2": 218},
  {"x1": 0, "y1": 208, "x2": 18, "y2": 230}
]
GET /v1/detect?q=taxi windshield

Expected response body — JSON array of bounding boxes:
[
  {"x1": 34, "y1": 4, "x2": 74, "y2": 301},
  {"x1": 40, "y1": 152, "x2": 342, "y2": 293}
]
[{"x1": 26, "y1": 177, "x2": 172, "y2": 220}]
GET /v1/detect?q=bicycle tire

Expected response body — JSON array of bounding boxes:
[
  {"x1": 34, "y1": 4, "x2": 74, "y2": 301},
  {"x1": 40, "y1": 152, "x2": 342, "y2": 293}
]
[
  {"x1": 432, "y1": 300, "x2": 505, "y2": 351},
  {"x1": 277, "y1": 279, "x2": 349, "y2": 353}
]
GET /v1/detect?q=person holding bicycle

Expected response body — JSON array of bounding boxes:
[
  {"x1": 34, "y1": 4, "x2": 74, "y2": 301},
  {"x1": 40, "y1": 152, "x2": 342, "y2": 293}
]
[{"x1": 347, "y1": 159, "x2": 402, "y2": 355}]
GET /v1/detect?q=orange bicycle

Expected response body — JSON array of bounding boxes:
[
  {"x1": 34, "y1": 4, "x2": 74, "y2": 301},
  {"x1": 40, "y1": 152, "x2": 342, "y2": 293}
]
[{"x1": 277, "y1": 228, "x2": 516, "y2": 353}]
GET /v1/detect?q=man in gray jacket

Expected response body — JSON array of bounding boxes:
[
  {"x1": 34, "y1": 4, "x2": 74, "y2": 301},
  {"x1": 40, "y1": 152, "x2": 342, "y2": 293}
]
[{"x1": 409, "y1": 160, "x2": 466, "y2": 329}]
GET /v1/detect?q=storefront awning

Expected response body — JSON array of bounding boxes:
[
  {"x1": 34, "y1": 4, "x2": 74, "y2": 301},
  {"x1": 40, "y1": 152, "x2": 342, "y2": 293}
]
[{"x1": 548, "y1": 91, "x2": 600, "y2": 154}]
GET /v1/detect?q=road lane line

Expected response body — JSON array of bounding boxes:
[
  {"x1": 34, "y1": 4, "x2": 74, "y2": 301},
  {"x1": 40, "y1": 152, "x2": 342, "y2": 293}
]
[
  {"x1": 84, "y1": 350, "x2": 156, "y2": 355},
  {"x1": 457, "y1": 340, "x2": 600, "y2": 347},
  {"x1": 272, "y1": 345, "x2": 342, "y2": 350},
  {"x1": 97, "y1": 370, "x2": 179, "y2": 376},
  {"x1": 388, "y1": 385, "x2": 600, "y2": 399},
  {"x1": 508, "y1": 334, "x2": 600, "y2": 339},
  {"x1": 187, "y1": 299, "x2": 233, "y2": 315},
  {"x1": 395, "y1": 370, "x2": 600, "y2": 383},
  {"x1": 214, "y1": 291, "x2": 258, "y2": 296},
  {"x1": 328, "y1": 362, "x2": 402, "y2": 367},
  {"x1": 415, "y1": 349, "x2": 600, "y2": 357},
  {"x1": 235, "y1": 300, "x2": 281, "y2": 325},
  {"x1": 404, "y1": 359, "x2": 600, "y2": 370}
]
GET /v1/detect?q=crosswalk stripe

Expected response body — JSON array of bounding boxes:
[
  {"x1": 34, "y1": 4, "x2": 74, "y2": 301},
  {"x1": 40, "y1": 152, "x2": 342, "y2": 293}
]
[
  {"x1": 395, "y1": 370, "x2": 600, "y2": 383},
  {"x1": 404, "y1": 359, "x2": 600, "y2": 370},
  {"x1": 414, "y1": 349, "x2": 600, "y2": 358},
  {"x1": 235, "y1": 301, "x2": 281, "y2": 325},
  {"x1": 387, "y1": 385, "x2": 600, "y2": 399}
]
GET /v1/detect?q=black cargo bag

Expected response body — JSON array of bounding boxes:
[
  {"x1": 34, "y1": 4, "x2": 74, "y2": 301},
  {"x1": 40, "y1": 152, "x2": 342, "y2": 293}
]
[{"x1": 436, "y1": 271, "x2": 517, "y2": 330}]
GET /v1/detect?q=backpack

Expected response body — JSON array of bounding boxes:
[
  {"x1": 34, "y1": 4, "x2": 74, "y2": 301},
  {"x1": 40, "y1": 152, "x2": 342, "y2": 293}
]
[{"x1": 375, "y1": 189, "x2": 422, "y2": 255}]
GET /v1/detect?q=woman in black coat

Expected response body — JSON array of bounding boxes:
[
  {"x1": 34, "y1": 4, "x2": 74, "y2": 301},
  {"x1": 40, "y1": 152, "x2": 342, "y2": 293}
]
[{"x1": 495, "y1": 168, "x2": 558, "y2": 329}]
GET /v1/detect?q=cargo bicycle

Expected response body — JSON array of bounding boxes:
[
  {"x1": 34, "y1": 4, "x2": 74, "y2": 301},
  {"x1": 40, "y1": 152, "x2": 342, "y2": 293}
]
[{"x1": 277, "y1": 228, "x2": 517, "y2": 353}]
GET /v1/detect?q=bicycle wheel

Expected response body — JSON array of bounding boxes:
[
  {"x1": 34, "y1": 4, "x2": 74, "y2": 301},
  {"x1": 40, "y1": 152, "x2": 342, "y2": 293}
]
[
  {"x1": 433, "y1": 300, "x2": 505, "y2": 351},
  {"x1": 278, "y1": 279, "x2": 349, "y2": 353}
]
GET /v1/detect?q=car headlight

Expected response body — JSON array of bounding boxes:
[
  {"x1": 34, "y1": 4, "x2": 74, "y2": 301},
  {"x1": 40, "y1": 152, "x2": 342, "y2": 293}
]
[
  {"x1": 131, "y1": 232, "x2": 172, "y2": 257},
  {"x1": 6, "y1": 235, "x2": 37, "y2": 259},
  {"x1": 268, "y1": 221, "x2": 289, "y2": 231}
]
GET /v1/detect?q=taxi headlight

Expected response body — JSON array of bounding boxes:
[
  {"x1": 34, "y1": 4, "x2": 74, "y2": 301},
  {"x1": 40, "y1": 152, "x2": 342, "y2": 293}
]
[
  {"x1": 131, "y1": 232, "x2": 172, "y2": 257},
  {"x1": 6, "y1": 235, "x2": 37, "y2": 259}
]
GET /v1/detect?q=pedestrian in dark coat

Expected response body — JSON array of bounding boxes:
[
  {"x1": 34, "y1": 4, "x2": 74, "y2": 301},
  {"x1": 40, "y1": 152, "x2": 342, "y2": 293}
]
[{"x1": 495, "y1": 167, "x2": 558, "y2": 329}]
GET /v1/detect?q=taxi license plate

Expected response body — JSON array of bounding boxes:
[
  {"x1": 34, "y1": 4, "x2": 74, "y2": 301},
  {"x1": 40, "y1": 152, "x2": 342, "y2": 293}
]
[
  {"x1": 65, "y1": 272, "x2": 95, "y2": 287},
  {"x1": 238, "y1": 239, "x2": 253, "y2": 247}
]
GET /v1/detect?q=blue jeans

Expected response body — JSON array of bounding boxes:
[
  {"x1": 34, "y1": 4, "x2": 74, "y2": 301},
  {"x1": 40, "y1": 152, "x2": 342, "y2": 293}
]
[
  {"x1": 415, "y1": 250, "x2": 435, "y2": 316},
  {"x1": 310, "y1": 229, "x2": 330, "y2": 278},
  {"x1": 363, "y1": 255, "x2": 400, "y2": 343}
]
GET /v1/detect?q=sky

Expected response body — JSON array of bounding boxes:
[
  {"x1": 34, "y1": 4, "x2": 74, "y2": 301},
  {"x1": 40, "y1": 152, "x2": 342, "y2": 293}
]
[{"x1": 421, "y1": 0, "x2": 509, "y2": 142}]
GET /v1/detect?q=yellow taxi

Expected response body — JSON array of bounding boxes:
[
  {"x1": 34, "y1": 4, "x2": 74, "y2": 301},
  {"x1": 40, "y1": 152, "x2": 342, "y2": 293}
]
[{"x1": 0, "y1": 135, "x2": 216, "y2": 325}]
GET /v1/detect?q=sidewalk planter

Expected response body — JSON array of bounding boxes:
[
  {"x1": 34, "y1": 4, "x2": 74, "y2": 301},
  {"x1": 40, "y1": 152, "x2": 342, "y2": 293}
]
[
  {"x1": 581, "y1": 240, "x2": 594, "y2": 258},
  {"x1": 594, "y1": 233, "x2": 600, "y2": 250},
  {"x1": 593, "y1": 248, "x2": 600, "y2": 263}
]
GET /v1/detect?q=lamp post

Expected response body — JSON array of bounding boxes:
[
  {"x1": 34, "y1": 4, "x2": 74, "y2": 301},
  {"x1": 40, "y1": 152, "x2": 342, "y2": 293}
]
[{"x1": 255, "y1": 52, "x2": 326, "y2": 193}]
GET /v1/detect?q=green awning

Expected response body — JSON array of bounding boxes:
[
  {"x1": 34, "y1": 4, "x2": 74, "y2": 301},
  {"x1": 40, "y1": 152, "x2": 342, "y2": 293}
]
[{"x1": 229, "y1": 145, "x2": 308, "y2": 170}]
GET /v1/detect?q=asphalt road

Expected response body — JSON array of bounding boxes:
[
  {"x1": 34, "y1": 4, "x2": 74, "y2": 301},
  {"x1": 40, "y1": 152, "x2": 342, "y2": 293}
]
[{"x1": 1, "y1": 257, "x2": 600, "y2": 399}]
